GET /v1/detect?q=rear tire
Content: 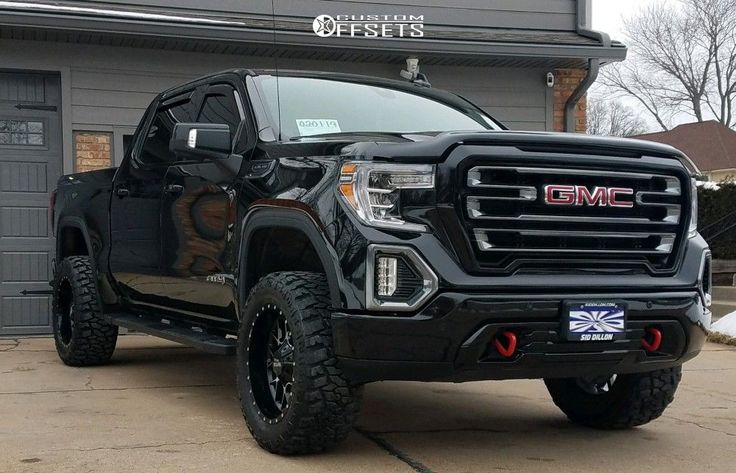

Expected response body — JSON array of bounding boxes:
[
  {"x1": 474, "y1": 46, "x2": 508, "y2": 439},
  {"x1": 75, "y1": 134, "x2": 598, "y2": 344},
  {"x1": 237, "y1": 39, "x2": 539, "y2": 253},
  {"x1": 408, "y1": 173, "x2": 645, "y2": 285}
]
[
  {"x1": 237, "y1": 271, "x2": 362, "y2": 455},
  {"x1": 53, "y1": 256, "x2": 118, "y2": 366},
  {"x1": 544, "y1": 366, "x2": 682, "y2": 429}
]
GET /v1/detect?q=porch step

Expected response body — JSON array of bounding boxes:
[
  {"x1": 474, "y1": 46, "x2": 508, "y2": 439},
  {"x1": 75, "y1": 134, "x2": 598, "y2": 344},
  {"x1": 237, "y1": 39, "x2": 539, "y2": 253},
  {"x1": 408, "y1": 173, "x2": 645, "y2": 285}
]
[
  {"x1": 711, "y1": 302, "x2": 736, "y2": 321},
  {"x1": 713, "y1": 286, "x2": 736, "y2": 301}
]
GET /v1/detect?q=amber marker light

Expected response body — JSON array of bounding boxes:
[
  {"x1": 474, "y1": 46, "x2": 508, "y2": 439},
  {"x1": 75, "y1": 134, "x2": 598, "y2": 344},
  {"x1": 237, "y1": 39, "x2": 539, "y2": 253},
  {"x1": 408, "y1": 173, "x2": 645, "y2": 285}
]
[{"x1": 339, "y1": 163, "x2": 359, "y2": 209}]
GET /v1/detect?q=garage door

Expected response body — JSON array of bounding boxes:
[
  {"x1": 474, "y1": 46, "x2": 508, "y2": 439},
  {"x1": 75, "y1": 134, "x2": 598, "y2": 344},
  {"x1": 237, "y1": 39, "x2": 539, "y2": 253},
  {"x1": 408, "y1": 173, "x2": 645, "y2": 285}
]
[{"x1": 0, "y1": 72, "x2": 62, "y2": 335}]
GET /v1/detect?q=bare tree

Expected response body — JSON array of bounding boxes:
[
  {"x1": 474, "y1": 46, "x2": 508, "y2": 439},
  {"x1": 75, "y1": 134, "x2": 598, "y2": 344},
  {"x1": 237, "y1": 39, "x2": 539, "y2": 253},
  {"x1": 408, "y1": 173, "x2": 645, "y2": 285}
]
[
  {"x1": 601, "y1": 0, "x2": 736, "y2": 130},
  {"x1": 602, "y1": 63, "x2": 675, "y2": 131},
  {"x1": 692, "y1": 0, "x2": 736, "y2": 126},
  {"x1": 587, "y1": 98, "x2": 649, "y2": 137}
]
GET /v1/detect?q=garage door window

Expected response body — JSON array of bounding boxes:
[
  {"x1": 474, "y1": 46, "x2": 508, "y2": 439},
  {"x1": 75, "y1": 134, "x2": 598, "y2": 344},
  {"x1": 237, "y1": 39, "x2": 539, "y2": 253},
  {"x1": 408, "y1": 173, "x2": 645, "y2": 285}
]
[{"x1": 0, "y1": 119, "x2": 44, "y2": 146}]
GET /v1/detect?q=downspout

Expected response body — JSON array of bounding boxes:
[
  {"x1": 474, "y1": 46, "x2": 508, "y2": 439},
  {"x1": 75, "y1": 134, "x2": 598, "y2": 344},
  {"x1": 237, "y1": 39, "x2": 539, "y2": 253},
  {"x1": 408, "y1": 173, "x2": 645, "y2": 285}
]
[
  {"x1": 575, "y1": 0, "x2": 611, "y2": 46},
  {"x1": 564, "y1": 0, "x2": 609, "y2": 132},
  {"x1": 564, "y1": 58, "x2": 599, "y2": 132}
]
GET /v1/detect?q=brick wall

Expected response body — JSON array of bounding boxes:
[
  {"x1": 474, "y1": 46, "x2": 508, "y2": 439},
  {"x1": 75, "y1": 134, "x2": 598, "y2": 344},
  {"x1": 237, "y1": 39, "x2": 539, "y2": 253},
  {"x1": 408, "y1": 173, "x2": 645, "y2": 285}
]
[
  {"x1": 553, "y1": 69, "x2": 588, "y2": 133},
  {"x1": 74, "y1": 132, "x2": 112, "y2": 172}
]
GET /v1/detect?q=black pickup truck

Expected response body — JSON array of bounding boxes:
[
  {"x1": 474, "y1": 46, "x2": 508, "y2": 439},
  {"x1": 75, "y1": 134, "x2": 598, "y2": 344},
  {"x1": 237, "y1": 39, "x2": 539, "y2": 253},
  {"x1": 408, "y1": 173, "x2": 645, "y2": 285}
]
[{"x1": 51, "y1": 69, "x2": 711, "y2": 455}]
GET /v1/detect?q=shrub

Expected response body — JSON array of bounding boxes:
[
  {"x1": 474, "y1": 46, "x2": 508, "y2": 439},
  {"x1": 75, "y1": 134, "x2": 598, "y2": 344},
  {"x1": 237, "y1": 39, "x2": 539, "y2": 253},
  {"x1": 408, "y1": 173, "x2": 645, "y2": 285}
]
[{"x1": 698, "y1": 182, "x2": 736, "y2": 259}]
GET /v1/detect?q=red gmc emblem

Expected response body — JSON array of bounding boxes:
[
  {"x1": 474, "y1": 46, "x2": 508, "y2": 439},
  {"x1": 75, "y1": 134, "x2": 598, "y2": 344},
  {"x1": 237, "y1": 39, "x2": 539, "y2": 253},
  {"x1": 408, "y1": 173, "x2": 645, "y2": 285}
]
[{"x1": 543, "y1": 185, "x2": 634, "y2": 208}]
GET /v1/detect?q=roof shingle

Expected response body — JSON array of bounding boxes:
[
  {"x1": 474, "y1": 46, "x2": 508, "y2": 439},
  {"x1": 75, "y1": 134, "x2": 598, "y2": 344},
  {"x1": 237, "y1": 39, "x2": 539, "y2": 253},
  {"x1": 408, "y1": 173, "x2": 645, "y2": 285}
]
[{"x1": 633, "y1": 121, "x2": 736, "y2": 172}]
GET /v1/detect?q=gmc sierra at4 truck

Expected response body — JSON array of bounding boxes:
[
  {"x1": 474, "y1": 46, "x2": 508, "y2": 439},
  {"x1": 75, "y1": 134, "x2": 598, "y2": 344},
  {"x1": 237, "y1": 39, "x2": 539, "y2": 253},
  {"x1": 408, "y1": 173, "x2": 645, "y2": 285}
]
[{"x1": 51, "y1": 69, "x2": 711, "y2": 455}]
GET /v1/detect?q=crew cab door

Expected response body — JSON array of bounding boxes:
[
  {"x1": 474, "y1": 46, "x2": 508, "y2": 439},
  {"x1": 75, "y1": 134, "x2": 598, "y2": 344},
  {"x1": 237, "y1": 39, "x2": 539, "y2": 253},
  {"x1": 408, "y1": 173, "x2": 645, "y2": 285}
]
[
  {"x1": 159, "y1": 82, "x2": 248, "y2": 321},
  {"x1": 109, "y1": 93, "x2": 195, "y2": 307}
]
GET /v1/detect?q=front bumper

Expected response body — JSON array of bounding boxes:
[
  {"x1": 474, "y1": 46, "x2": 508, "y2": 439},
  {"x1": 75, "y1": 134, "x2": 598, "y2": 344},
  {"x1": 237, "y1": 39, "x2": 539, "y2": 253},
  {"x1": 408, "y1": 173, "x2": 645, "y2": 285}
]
[{"x1": 332, "y1": 291, "x2": 709, "y2": 384}]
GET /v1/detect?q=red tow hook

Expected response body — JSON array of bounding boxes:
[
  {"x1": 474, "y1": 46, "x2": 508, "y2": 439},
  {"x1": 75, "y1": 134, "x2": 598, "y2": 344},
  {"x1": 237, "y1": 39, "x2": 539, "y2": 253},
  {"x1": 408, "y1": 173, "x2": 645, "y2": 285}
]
[
  {"x1": 642, "y1": 327, "x2": 663, "y2": 353},
  {"x1": 494, "y1": 331, "x2": 518, "y2": 358}
]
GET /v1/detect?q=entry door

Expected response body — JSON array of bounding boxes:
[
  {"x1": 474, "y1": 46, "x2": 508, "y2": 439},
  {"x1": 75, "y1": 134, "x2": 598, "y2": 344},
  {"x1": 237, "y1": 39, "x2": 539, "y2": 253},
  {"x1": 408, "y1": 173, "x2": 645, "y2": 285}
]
[
  {"x1": 109, "y1": 92, "x2": 195, "y2": 309},
  {"x1": 159, "y1": 84, "x2": 245, "y2": 321},
  {"x1": 0, "y1": 72, "x2": 62, "y2": 335}
]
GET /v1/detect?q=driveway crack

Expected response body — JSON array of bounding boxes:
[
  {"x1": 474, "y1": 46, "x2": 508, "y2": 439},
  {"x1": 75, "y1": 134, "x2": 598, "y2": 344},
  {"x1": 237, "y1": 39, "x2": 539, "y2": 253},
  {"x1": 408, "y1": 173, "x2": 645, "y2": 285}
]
[
  {"x1": 357, "y1": 428, "x2": 436, "y2": 473},
  {"x1": 664, "y1": 414, "x2": 736, "y2": 437},
  {"x1": 365, "y1": 427, "x2": 511, "y2": 435},
  {"x1": 0, "y1": 339, "x2": 20, "y2": 352},
  {"x1": 53, "y1": 437, "x2": 248, "y2": 453},
  {"x1": 0, "y1": 383, "x2": 226, "y2": 396}
]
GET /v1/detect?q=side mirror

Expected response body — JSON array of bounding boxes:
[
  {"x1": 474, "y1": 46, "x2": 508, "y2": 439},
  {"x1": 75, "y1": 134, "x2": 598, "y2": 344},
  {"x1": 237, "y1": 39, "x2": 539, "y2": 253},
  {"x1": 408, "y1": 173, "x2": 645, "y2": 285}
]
[{"x1": 170, "y1": 123, "x2": 231, "y2": 161}]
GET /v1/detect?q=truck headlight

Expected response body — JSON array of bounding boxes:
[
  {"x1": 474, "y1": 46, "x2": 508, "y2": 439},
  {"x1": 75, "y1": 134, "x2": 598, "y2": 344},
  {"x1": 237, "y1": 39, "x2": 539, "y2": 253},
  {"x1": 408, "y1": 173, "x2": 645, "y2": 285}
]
[
  {"x1": 689, "y1": 178, "x2": 698, "y2": 238},
  {"x1": 339, "y1": 162, "x2": 435, "y2": 232}
]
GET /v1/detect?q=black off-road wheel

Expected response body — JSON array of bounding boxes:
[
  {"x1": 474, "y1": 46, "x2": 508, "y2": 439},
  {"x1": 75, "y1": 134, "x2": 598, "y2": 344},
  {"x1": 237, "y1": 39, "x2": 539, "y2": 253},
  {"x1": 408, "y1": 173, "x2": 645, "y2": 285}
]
[
  {"x1": 53, "y1": 256, "x2": 118, "y2": 366},
  {"x1": 237, "y1": 271, "x2": 363, "y2": 455},
  {"x1": 544, "y1": 366, "x2": 682, "y2": 429}
]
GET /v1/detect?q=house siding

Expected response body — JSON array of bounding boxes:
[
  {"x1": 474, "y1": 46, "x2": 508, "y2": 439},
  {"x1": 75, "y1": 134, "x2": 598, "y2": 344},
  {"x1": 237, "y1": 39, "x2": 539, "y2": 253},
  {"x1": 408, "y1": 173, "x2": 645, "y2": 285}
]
[
  {"x1": 91, "y1": 0, "x2": 578, "y2": 31},
  {"x1": 707, "y1": 169, "x2": 736, "y2": 182},
  {"x1": 2, "y1": 39, "x2": 552, "y2": 171}
]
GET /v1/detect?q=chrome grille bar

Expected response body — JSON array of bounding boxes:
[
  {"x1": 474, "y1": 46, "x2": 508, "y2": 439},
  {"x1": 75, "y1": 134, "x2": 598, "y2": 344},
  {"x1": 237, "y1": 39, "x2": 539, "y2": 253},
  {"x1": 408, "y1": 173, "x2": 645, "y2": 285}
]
[
  {"x1": 464, "y1": 165, "x2": 685, "y2": 266},
  {"x1": 468, "y1": 166, "x2": 682, "y2": 182},
  {"x1": 473, "y1": 229, "x2": 677, "y2": 254}
]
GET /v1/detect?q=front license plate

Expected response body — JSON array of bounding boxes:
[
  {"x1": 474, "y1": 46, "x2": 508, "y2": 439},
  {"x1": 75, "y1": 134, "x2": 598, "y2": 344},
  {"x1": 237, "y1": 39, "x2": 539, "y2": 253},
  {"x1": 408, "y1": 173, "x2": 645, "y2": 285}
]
[{"x1": 563, "y1": 302, "x2": 627, "y2": 342}]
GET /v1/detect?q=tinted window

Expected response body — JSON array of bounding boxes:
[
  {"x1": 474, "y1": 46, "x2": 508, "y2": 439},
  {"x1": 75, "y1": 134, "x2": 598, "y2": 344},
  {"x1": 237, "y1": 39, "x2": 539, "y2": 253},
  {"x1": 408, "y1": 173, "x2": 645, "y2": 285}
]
[
  {"x1": 138, "y1": 98, "x2": 192, "y2": 165},
  {"x1": 122, "y1": 134, "x2": 134, "y2": 155},
  {"x1": 254, "y1": 76, "x2": 495, "y2": 140},
  {"x1": 197, "y1": 86, "x2": 241, "y2": 137}
]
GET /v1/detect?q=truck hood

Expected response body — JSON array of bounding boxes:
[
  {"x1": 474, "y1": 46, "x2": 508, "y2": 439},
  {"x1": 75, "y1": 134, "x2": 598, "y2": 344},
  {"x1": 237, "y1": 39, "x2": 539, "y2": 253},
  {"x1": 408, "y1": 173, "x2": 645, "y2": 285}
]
[{"x1": 340, "y1": 130, "x2": 698, "y2": 174}]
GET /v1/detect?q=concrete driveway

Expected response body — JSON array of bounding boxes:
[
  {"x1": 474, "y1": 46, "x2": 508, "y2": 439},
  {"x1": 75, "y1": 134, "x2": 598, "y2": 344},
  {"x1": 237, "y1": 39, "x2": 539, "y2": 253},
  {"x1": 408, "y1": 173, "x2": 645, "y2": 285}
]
[{"x1": 1, "y1": 336, "x2": 734, "y2": 473}]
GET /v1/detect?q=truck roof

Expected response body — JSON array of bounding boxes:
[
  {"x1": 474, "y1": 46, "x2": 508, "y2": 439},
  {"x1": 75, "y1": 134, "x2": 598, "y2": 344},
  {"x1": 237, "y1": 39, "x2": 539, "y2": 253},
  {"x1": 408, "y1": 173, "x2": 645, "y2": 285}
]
[{"x1": 158, "y1": 68, "x2": 496, "y2": 127}]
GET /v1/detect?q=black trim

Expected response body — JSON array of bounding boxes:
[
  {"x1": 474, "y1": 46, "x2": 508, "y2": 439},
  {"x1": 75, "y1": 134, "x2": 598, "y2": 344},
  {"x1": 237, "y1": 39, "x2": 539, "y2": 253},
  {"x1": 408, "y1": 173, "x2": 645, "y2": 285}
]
[
  {"x1": 332, "y1": 290, "x2": 708, "y2": 383},
  {"x1": 55, "y1": 216, "x2": 93, "y2": 262},
  {"x1": 239, "y1": 206, "x2": 343, "y2": 308},
  {"x1": 14, "y1": 103, "x2": 57, "y2": 111}
]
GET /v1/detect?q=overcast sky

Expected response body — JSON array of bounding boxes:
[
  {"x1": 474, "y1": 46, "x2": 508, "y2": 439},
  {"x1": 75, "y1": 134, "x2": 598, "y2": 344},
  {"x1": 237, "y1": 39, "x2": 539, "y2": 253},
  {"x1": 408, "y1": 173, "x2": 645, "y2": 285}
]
[{"x1": 592, "y1": 0, "x2": 679, "y2": 41}]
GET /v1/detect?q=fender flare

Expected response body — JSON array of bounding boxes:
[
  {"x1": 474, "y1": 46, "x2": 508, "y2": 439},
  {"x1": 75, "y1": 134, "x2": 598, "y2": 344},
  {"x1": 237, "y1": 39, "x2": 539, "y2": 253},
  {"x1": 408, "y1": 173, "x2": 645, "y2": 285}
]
[
  {"x1": 238, "y1": 205, "x2": 344, "y2": 308},
  {"x1": 56, "y1": 216, "x2": 94, "y2": 261}
]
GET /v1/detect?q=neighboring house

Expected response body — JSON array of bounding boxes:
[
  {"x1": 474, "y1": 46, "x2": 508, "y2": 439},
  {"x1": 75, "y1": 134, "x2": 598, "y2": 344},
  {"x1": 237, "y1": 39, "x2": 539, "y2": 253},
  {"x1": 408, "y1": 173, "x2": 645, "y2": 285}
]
[
  {"x1": 0, "y1": 0, "x2": 624, "y2": 336},
  {"x1": 634, "y1": 121, "x2": 736, "y2": 182}
]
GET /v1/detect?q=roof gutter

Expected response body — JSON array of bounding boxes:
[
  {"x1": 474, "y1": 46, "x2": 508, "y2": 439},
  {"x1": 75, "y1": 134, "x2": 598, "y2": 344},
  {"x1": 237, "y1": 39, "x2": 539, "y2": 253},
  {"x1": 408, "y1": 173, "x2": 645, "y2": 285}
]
[
  {"x1": 0, "y1": 1, "x2": 628, "y2": 63},
  {"x1": 564, "y1": 1, "x2": 608, "y2": 132}
]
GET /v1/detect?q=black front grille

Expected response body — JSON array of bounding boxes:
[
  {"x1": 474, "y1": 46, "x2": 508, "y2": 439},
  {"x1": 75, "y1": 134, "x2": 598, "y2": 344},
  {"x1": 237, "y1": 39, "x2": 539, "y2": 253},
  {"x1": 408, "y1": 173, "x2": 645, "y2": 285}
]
[{"x1": 460, "y1": 164, "x2": 688, "y2": 273}]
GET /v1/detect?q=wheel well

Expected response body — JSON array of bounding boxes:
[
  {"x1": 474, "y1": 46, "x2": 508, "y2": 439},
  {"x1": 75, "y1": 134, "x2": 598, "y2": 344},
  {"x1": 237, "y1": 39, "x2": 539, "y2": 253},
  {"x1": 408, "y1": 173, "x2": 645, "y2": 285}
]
[
  {"x1": 244, "y1": 227, "x2": 325, "y2": 297},
  {"x1": 58, "y1": 226, "x2": 89, "y2": 259}
]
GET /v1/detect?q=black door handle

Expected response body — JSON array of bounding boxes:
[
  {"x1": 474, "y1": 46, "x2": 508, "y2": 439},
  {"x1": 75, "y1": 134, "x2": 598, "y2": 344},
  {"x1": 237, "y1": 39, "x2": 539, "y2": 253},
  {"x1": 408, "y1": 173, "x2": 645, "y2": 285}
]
[
  {"x1": 115, "y1": 186, "x2": 129, "y2": 197},
  {"x1": 164, "y1": 184, "x2": 184, "y2": 195}
]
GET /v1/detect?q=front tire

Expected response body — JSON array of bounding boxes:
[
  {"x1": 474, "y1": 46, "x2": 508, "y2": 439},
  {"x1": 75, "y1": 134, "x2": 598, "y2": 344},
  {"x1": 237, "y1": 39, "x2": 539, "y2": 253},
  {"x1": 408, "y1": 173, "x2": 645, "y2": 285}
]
[
  {"x1": 237, "y1": 271, "x2": 362, "y2": 455},
  {"x1": 53, "y1": 256, "x2": 118, "y2": 366},
  {"x1": 544, "y1": 366, "x2": 682, "y2": 429}
]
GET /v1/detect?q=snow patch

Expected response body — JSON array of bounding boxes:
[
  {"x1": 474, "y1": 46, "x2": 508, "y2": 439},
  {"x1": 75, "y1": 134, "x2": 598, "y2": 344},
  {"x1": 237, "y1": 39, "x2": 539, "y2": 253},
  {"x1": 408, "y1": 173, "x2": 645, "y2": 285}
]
[
  {"x1": 696, "y1": 180, "x2": 721, "y2": 190},
  {"x1": 711, "y1": 311, "x2": 736, "y2": 337}
]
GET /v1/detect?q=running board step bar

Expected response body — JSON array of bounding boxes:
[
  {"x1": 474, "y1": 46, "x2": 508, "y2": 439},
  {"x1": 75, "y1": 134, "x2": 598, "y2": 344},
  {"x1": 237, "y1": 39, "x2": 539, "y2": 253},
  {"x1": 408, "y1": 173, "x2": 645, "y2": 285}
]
[{"x1": 104, "y1": 313, "x2": 236, "y2": 355}]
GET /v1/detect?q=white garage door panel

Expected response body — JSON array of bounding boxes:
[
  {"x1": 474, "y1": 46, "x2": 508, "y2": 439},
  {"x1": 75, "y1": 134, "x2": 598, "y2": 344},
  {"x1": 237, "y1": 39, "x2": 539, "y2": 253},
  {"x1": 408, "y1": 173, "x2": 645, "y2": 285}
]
[
  {"x1": 1, "y1": 296, "x2": 50, "y2": 329},
  {"x1": 0, "y1": 72, "x2": 61, "y2": 336},
  {"x1": 0, "y1": 162, "x2": 49, "y2": 192},
  {"x1": 1, "y1": 252, "x2": 49, "y2": 282}
]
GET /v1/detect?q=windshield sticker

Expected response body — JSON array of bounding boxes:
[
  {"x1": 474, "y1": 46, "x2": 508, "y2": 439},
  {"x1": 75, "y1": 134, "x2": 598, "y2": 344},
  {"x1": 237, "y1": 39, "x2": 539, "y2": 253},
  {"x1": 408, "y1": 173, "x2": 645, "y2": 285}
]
[{"x1": 296, "y1": 119, "x2": 341, "y2": 136}]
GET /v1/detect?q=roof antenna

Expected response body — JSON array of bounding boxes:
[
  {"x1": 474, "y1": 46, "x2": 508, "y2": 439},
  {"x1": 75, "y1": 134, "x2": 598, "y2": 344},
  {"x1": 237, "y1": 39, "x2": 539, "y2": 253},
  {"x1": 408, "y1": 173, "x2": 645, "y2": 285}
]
[
  {"x1": 271, "y1": 0, "x2": 282, "y2": 140},
  {"x1": 400, "y1": 57, "x2": 431, "y2": 88}
]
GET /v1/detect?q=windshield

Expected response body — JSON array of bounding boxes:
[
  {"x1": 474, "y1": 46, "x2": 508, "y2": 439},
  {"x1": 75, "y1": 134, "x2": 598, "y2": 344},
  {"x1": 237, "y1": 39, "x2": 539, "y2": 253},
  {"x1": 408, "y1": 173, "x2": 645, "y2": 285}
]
[{"x1": 252, "y1": 75, "x2": 497, "y2": 140}]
